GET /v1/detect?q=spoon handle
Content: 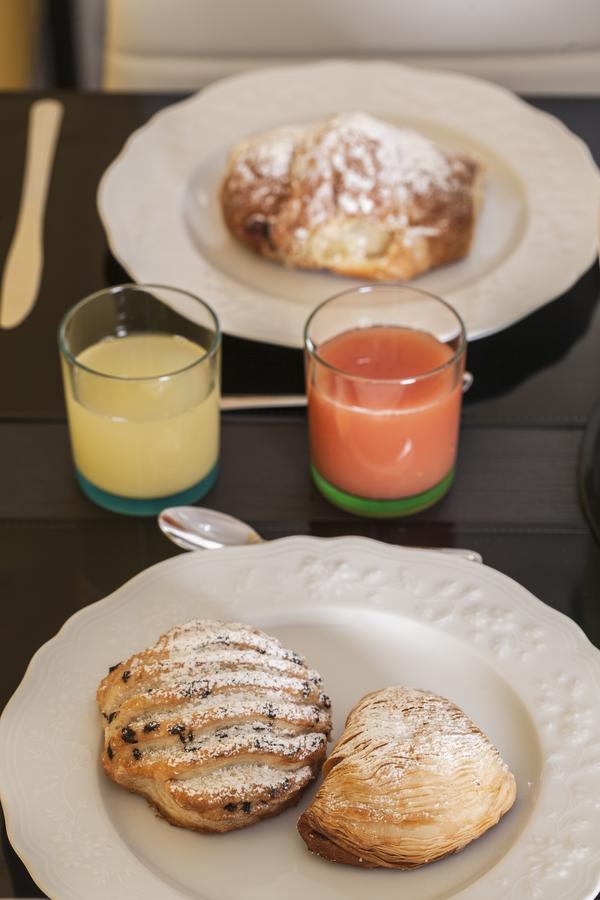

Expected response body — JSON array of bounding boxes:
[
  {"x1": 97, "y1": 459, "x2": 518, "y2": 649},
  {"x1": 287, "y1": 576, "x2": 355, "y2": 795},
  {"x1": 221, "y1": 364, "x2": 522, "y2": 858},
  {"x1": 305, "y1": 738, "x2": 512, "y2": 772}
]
[
  {"x1": 220, "y1": 376, "x2": 472, "y2": 411},
  {"x1": 221, "y1": 394, "x2": 307, "y2": 411}
]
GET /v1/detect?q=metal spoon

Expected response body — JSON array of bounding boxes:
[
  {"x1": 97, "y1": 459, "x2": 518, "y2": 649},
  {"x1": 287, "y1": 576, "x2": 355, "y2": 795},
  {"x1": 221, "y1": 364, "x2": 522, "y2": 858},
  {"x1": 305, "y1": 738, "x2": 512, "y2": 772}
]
[
  {"x1": 159, "y1": 506, "x2": 263, "y2": 551},
  {"x1": 158, "y1": 506, "x2": 482, "y2": 562}
]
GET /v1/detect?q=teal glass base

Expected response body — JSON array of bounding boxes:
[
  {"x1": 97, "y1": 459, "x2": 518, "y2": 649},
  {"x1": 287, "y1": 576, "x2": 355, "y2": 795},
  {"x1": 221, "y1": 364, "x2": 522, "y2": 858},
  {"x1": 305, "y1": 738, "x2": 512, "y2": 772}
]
[
  {"x1": 310, "y1": 465, "x2": 455, "y2": 518},
  {"x1": 75, "y1": 464, "x2": 218, "y2": 516}
]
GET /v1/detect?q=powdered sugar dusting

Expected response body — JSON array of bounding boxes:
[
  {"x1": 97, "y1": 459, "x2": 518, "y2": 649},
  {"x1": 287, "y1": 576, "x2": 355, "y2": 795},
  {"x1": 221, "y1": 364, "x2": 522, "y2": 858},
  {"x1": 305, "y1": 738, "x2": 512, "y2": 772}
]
[
  {"x1": 330, "y1": 687, "x2": 504, "y2": 775},
  {"x1": 226, "y1": 112, "x2": 473, "y2": 234},
  {"x1": 150, "y1": 723, "x2": 327, "y2": 770},
  {"x1": 156, "y1": 619, "x2": 307, "y2": 666},
  {"x1": 175, "y1": 763, "x2": 313, "y2": 802},
  {"x1": 147, "y1": 667, "x2": 325, "y2": 704},
  {"x1": 294, "y1": 113, "x2": 466, "y2": 230},
  {"x1": 232, "y1": 125, "x2": 303, "y2": 182},
  {"x1": 130, "y1": 691, "x2": 331, "y2": 732},
  {"x1": 144, "y1": 647, "x2": 312, "y2": 677},
  {"x1": 107, "y1": 620, "x2": 328, "y2": 705}
]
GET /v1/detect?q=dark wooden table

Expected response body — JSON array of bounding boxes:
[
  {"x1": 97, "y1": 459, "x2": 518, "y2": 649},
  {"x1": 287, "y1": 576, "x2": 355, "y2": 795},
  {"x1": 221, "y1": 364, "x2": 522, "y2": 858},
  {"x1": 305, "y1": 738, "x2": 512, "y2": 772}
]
[{"x1": 1, "y1": 91, "x2": 600, "y2": 899}]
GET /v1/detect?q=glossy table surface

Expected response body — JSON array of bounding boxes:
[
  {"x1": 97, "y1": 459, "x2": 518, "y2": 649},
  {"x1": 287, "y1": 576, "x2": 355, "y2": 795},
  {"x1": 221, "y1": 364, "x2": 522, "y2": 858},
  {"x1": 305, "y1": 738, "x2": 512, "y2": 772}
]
[{"x1": 1, "y1": 91, "x2": 600, "y2": 899}]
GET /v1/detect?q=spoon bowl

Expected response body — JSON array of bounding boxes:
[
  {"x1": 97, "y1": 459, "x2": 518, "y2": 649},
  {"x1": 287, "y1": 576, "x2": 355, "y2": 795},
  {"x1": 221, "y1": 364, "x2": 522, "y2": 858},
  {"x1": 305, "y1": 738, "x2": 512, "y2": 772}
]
[{"x1": 158, "y1": 506, "x2": 263, "y2": 551}]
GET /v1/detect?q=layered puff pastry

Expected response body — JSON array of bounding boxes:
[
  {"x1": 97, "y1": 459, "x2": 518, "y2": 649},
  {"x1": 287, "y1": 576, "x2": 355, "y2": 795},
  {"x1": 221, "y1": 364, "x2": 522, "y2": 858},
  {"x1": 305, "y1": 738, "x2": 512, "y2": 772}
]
[
  {"x1": 97, "y1": 620, "x2": 332, "y2": 833},
  {"x1": 298, "y1": 686, "x2": 516, "y2": 868},
  {"x1": 220, "y1": 112, "x2": 482, "y2": 281}
]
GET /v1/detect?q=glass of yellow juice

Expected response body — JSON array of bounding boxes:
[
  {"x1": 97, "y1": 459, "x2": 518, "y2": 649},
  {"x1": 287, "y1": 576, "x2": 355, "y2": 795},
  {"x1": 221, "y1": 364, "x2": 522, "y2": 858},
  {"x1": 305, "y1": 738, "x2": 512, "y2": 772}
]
[{"x1": 58, "y1": 284, "x2": 221, "y2": 515}]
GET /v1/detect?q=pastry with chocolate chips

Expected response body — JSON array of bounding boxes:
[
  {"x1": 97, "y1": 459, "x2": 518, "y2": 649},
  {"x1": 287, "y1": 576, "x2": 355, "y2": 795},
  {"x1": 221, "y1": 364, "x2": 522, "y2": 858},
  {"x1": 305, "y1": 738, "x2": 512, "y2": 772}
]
[{"x1": 97, "y1": 619, "x2": 331, "y2": 832}]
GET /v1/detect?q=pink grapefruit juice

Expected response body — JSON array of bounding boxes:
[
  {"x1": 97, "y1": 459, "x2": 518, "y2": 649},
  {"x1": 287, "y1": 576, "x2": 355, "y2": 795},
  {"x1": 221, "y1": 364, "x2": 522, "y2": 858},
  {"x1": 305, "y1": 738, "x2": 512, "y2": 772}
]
[{"x1": 307, "y1": 326, "x2": 463, "y2": 499}]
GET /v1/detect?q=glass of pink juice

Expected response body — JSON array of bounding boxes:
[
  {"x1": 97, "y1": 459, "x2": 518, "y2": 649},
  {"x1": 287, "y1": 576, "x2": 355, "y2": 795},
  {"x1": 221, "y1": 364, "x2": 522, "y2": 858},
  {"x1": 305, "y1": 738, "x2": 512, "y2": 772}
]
[{"x1": 304, "y1": 284, "x2": 467, "y2": 517}]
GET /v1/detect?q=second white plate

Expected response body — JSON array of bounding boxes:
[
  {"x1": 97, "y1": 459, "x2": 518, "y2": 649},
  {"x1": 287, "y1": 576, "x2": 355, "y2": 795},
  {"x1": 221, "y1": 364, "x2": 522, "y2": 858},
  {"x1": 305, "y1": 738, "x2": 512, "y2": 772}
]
[
  {"x1": 2, "y1": 537, "x2": 600, "y2": 899},
  {"x1": 98, "y1": 61, "x2": 599, "y2": 347}
]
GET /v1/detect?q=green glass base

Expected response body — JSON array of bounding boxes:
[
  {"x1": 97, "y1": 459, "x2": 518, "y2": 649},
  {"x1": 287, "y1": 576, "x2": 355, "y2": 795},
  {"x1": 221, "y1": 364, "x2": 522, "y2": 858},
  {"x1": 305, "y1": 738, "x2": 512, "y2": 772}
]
[
  {"x1": 75, "y1": 464, "x2": 218, "y2": 516},
  {"x1": 310, "y1": 465, "x2": 455, "y2": 518}
]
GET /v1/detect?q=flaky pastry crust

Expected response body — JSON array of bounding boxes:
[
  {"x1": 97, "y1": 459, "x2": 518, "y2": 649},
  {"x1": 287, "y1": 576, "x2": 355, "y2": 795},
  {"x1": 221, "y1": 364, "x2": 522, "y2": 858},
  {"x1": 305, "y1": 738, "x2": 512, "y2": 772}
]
[{"x1": 298, "y1": 686, "x2": 516, "y2": 868}]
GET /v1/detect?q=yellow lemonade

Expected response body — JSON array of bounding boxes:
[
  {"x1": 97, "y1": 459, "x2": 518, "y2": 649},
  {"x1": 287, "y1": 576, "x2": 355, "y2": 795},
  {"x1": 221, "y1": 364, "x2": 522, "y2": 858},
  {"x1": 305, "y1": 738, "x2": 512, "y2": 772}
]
[{"x1": 62, "y1": 333, "x2": 219, "y2": 498}]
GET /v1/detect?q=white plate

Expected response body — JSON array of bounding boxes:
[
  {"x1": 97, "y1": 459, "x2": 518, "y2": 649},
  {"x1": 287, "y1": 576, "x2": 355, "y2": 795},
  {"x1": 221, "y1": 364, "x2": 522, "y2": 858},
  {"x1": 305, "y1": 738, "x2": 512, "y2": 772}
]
[
  {"x1": 98, "y1": 60, "x2": 600, "y2": 348},
  {"x1": 2, "y1": 537, "x2": 600, "y2": 899}
]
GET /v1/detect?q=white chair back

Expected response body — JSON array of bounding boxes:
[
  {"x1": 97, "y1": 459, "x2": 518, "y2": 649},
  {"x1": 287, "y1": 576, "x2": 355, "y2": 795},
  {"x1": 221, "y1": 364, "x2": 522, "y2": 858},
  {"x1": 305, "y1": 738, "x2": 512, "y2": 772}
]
[{"x1": 103, "y1": 0, "x2": 600, "y2": 93}]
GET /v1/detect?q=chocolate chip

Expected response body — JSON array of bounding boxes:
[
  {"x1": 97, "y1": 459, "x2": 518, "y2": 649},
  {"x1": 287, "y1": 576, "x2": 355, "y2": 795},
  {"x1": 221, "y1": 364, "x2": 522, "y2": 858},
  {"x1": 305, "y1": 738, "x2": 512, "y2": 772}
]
[
  {"x1": 106, "y1": 743, "x2": 113, "y2": 760},
  {"x1": 132, "y1": 748, "x2": 142, "y2": 760},
  {"x1": 143, "y1": 722, "x2": 159, "y2": 733},
  {"x1": 244, "y1": 216, "x2": 270, "y2": 242},
  {"x1": 302, "y1": 681, "x2": 311, "y2": 698},
  {"x1": 182, "y1": 679, "x2": 211, "y2": 699},
  {"x1": 168, "y1": 724, "x2": 186, "y2": 744},
  {"x1": 108, "y1": 662, "x2": 121, "y2": 673},
  {"x1": 121, "y1": 726, "x2": 138, "y2": 744},
  {"x1": 265, "y1": 705, "x2": 276, "y2": 720},
  {"x1": 242, "y1": 802, "x2": 252, "y2": 814},
  {"x1": 108, "y1": 711, "x2": 117, "y2": 724},
  {"x1": 321, "y1": 693, "x2": 331, "y2": 709},
  {"x1": 224, "y1": 803, "x2": 237, "y2": 812},
  {"x1": 121, "y1": 670, "x2": 131, "y2": 683}
]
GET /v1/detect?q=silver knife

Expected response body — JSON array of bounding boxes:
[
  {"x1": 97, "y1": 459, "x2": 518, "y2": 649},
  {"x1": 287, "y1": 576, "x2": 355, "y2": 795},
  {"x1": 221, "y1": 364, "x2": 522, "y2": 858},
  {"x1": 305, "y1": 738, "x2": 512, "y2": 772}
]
[{"x1": 0, "y1": 99, "x2": 64, "y2": 329}]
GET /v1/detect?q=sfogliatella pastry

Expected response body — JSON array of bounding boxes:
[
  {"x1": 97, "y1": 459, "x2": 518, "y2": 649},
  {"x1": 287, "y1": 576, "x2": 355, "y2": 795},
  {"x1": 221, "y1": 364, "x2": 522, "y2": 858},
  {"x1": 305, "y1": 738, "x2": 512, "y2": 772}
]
[
  {"x1": 97, "y1": 619, "x2": 332, "y2": 832},
  {"x1": 298, "y1": 686, "x2": 516, "y2": 868},
  {"x1": 220, "y1": 112, "x2": 482, "y2": 281}
]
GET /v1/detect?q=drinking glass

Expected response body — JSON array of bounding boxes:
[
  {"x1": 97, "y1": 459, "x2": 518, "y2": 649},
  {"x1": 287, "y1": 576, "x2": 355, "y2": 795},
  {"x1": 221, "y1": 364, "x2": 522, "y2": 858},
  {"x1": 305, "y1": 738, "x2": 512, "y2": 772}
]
[
  {"x1": 59, "y1": 284, "x2": 221, "y2": 515},
  {"x1": 304, "y1": 283, "x2": 467, "y2": 517}
]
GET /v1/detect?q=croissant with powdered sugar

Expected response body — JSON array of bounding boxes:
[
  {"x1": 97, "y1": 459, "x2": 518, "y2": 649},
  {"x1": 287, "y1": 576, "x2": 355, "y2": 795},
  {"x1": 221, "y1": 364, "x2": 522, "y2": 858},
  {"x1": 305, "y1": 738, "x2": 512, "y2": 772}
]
[{"x1": 220, "y1": 112, "x2": 482, "y2": 281}]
